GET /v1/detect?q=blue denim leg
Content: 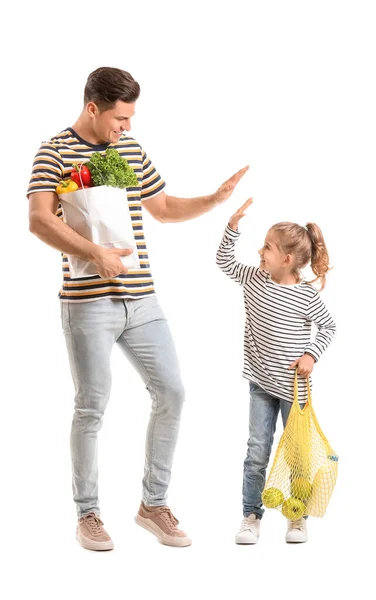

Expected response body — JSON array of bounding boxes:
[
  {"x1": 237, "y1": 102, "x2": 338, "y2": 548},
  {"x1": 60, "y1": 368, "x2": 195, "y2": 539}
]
[
  {"x1": 62, "y1": 295, "x2": 184, "y2": 517},
  {"x1": 242, "y1": 383, "x2": 307, "y2": 519},
  {"x1": 243, "y1": 382, "x2": 280, "y2": 518},
  {"x1": 116, "y1": 295, "x2": 185, "y2": 506},
  {"x1": 61, "y1": 299, "x2": 126, "y2": 517}
]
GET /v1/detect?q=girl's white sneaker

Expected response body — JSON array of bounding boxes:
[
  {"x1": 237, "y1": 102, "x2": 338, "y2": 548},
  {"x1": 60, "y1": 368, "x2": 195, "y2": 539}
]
[
  {"x1": 235, "y1": 514, "x2": 260, "y2": 544},
  {"x1": 285, "y1": 518, "x2": 308, "y2": 543}
]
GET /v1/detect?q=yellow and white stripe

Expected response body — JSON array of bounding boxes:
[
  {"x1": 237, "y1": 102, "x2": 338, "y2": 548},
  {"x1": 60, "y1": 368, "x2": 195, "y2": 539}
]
[{"x1": 27, "y1": 129, "x2": 165, "y2": 302}]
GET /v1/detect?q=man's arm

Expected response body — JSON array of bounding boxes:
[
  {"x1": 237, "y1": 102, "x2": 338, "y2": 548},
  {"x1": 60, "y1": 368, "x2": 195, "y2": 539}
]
[
  {"x1": 142, "y1": 166, "x2": 249, "y2": 223},
  {"x1": 29, "y1": 192, "x2": 132, "y2": 278}
]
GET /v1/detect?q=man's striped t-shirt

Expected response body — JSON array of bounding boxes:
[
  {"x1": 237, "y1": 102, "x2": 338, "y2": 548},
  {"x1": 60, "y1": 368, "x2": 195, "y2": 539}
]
[
  {"x1": 27, "y1": 128, "x2": 165, "y2": 302},
  {"x1": 216, "y1": 225, "x2": 336, "y2": 403}
]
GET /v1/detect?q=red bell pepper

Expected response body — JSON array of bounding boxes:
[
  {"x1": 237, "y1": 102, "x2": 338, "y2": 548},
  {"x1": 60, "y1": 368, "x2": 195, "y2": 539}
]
[{"x1": 71, "y1": 163, "x2": 92, "y2": 188}]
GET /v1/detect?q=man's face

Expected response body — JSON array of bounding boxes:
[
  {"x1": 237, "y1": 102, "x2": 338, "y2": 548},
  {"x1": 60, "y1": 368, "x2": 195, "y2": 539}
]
[{"x1": 90, "y1": 100, "x2": 136, "y2": 144}]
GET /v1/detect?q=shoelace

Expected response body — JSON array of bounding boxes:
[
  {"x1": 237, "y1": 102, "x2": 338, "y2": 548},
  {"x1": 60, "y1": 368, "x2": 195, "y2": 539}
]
[
  {"x1": 288, "y1": 518, "x2": 305, "y2": 532},
  {"x1": 241, "y1": 516, "x2": 258, "y2": 533},
  {"x1": 159, "y1": 508, "x2": 179, "y2": 530},
  {"x1": 83, "y1": 512, "x2": 105, "y2": 534}
]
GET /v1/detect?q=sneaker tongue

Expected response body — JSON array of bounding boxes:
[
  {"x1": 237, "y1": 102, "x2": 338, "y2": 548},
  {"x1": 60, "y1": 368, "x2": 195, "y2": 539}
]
[{"x1": 160, "y1": 507, "x2": 179, "y2": 526}]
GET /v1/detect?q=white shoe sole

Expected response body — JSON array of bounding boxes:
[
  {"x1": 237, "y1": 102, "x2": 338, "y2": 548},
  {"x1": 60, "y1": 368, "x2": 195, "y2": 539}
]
[
  {"x1": 235, "y1": 535, "x2": 259, "y2": 545},
  {"x1": 76, "y1": 528, "x2": 114, "y2": 551},
  {"x1": 135, "y1": 515, "x2": 192, "y2": 547}
]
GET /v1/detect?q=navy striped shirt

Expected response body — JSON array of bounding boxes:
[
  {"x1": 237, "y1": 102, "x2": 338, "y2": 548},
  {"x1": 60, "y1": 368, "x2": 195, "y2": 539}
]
[{"x1": 216, "y1": 225, "x2": 336, "y2": 402}]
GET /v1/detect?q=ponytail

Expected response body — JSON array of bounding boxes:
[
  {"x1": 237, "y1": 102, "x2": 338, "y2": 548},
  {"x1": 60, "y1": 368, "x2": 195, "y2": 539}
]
[
  {"x1": 271, "y1": 221, "x2": 332, "y2": 291},
  {"x1": 305, "y1": 223, "x2": 331, "y2": 290}
]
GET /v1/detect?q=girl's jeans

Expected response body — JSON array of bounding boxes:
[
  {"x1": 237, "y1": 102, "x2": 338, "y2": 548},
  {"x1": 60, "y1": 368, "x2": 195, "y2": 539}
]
[
  {"x1": 243, "y1": 380, "x2": 305, "y2": 518},
  {"x1": 61, "y1": 295, "x2": 185, "y2": 518}
]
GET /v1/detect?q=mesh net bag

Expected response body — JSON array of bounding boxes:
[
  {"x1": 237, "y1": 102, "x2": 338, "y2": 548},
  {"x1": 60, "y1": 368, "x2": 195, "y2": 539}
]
[{"x1": 261, "y1": 370, "x2": 338, "y2": 518}]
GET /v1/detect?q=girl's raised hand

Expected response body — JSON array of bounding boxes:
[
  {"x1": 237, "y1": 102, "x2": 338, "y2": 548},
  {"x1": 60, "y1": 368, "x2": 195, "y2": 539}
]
[{"x1": 228, "y1": 198, "x2": 253, "y2": 231}]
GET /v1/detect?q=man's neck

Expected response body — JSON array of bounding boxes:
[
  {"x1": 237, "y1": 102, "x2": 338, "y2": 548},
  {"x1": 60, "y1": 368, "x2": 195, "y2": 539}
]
[{"x1": 71, "y1": 116, "x2": 103, "y2": 145}]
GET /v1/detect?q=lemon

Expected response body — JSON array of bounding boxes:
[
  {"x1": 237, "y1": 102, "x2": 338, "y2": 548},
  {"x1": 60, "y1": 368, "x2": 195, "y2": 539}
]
[
  {"x1": 282, "y1": 497, "x2": 305, "y2": 520},
  {"x1": 262, "y1": 488, "x2": 284, "y2": 508},
  {"x1": 291, "y1": 477, "x2": 313, "y2": 500}
]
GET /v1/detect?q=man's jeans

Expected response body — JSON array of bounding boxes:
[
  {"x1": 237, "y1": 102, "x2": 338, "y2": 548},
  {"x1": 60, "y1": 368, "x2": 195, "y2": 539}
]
[
  {"x1": 243, "y1": 381, "x2": 305, "y2": 519},
  {"x1": 61, "y1": 295, "x2": 185, "y2": 518}
]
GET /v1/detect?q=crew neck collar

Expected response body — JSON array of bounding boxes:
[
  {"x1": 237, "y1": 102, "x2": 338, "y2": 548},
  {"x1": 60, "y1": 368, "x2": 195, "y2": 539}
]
[
  {"x1": 67, "y1": 127, "x2": 111, "y2": 150},
  {"x1": 267, "y1": 273, "x2": 304, "y2": 288}
]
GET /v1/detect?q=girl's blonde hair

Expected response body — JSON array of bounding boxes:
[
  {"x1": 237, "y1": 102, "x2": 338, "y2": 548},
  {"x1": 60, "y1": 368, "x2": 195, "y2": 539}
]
[{"x1": 270, "y1": 222, "x2": 331, "y2": 290}]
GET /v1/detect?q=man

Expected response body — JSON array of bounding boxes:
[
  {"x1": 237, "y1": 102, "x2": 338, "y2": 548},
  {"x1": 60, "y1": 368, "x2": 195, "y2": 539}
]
[{"x1": 28, "y1": 67, "x2": 248, "y2": 551}]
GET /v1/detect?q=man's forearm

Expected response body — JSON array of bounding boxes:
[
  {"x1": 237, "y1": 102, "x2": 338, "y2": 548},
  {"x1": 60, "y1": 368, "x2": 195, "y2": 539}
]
[
  {"x1": 163, "y1": 193, "x2": 218, "y2": 222},
  {"x1": 30, "y1": 213, "x2": 100, "y2": 262}
]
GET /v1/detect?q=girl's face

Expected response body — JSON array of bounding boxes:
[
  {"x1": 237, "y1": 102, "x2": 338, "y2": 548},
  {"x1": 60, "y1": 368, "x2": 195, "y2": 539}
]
[{"x1": 258, "y1": 230, "x2": 290, "y2": 274}]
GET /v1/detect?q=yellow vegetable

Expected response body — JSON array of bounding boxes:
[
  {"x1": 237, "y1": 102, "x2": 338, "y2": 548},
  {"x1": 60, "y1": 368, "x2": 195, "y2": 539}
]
[{"x1": 56, "y1": 179, "x2": 79, "y2": 194}]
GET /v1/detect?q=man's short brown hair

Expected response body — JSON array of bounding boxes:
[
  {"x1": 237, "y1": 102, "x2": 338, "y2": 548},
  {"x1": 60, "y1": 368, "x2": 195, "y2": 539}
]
[{"x1": 84, "y1": 67, "x2": 140, "y2": 111}]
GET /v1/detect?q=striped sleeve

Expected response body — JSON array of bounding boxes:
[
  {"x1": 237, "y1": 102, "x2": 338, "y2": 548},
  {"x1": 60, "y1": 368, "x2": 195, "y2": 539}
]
[
  {"x1": 140, "y1": 150, "x2": 166, "y2": 200},
  {"x1": 304, "y1": 292, "x2": 336, "y2": 361},
  {"x1": 216, "y1": 225, "x2": 257, "y2": 285},
  {"x1": 27, "y1": 143, "x2": 64, "y2": 196}
]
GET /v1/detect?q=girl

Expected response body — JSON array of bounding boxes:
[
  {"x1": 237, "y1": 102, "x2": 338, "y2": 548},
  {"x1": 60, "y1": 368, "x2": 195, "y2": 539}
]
[{"x1": 216, "y1": 198, "x2": 336, "y2": 544}]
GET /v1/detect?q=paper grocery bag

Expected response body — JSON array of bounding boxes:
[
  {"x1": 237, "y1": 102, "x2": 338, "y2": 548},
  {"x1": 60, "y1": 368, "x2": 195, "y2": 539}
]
[{"x1": 58, "y1": 185, "x2": 140, "y2": 278}]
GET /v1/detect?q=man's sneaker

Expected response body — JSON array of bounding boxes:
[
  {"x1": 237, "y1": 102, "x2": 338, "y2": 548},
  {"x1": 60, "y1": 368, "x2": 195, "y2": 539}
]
[
  {"x1": 235, "y1": 514, "x2": 260, "y2": 544},
  {"x1": 285, "y1": 518, "x2": 308, "y2": 543},
  {"x1": 76, "y1": 512, "x2": 114, "y2": 551},
  {"x1": 135, "y1": 502, "x2": 192, "y2": 547}
]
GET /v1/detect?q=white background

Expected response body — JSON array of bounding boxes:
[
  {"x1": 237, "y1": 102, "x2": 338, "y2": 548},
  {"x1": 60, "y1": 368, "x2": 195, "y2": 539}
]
[{"x1": 1, "y1": 0, "x2": 374, "y2": 598}]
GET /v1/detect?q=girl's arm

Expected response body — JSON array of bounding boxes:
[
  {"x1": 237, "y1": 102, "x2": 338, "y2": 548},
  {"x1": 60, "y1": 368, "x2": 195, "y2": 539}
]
[
  {"x1": 304, "y1": 293, "x2": 337, "y2": 361},
  {"x1": 216, "y1": 225, "x2": 257, "y2": 285}
]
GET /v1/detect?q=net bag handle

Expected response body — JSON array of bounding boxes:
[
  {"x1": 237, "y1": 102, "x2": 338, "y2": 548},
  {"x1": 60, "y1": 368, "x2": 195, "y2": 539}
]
[{"x1": 293, "y1": 367, "x2": 313, "y2": 411}]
